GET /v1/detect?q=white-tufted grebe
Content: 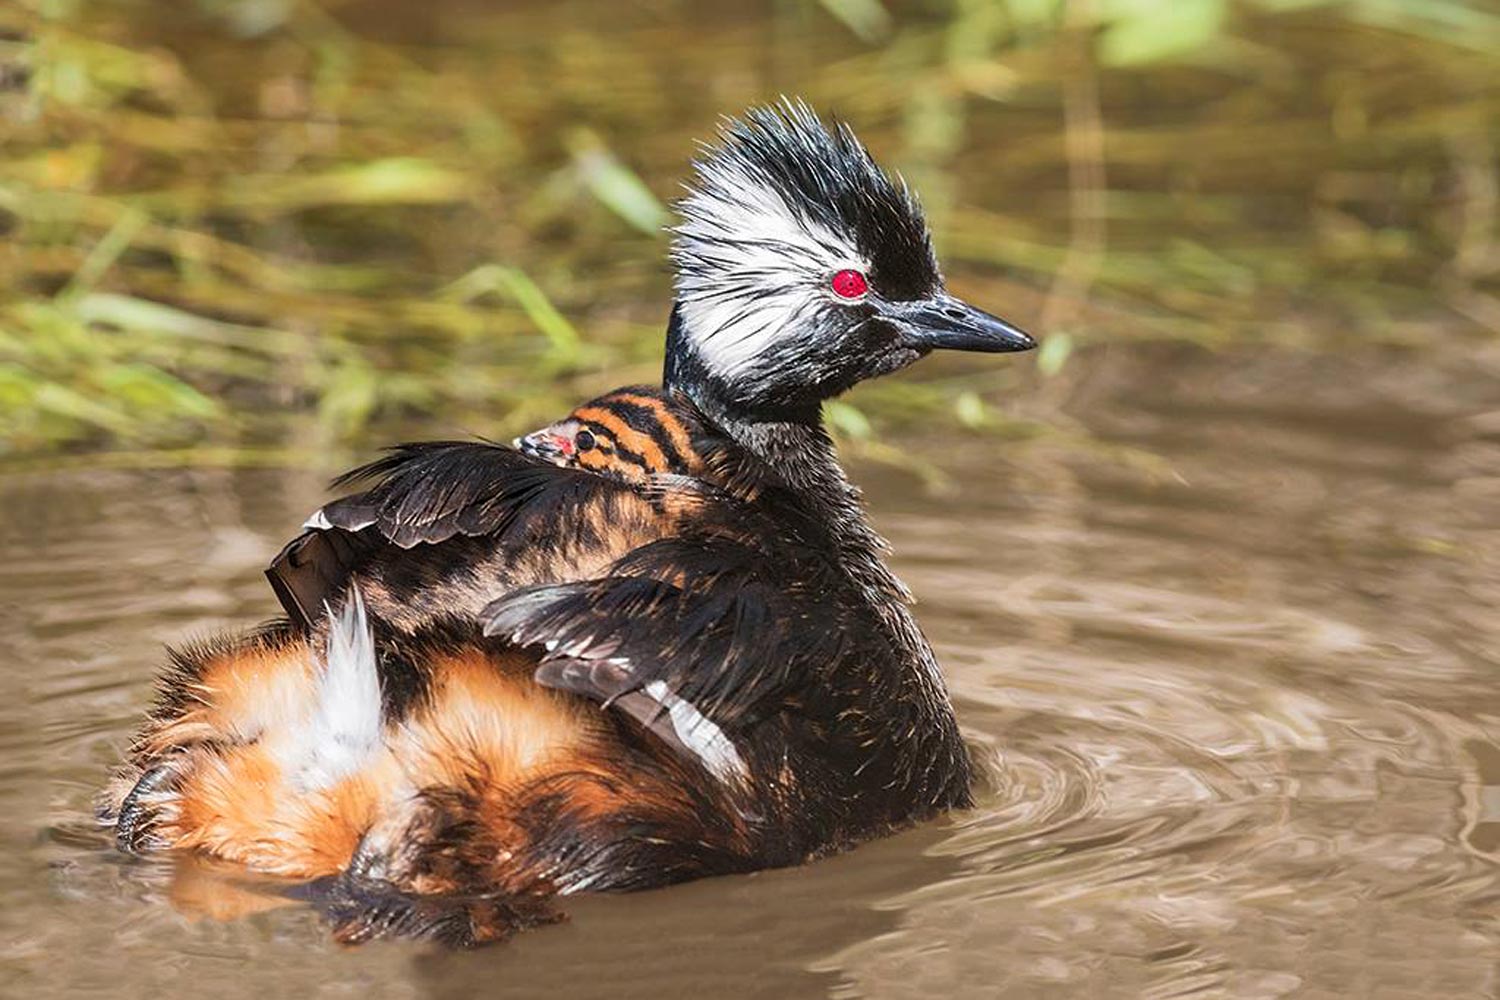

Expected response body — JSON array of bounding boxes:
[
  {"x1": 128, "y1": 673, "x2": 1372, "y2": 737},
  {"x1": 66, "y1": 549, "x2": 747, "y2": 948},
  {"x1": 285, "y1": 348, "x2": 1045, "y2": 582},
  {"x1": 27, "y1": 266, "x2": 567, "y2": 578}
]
[{"x1": 102, "y1": 100, "x2": 1035, "y2": 945}]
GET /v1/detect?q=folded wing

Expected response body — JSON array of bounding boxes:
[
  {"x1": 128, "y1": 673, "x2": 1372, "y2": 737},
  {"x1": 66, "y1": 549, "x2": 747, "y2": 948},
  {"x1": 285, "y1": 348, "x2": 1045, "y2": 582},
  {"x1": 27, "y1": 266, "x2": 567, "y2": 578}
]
[
  {"x1": 265, "y1": 438, "x2": 861, "y2": 782},
  {"x1": 480, "y1": 531, "x2": 859, "y2": 781},
  {"x1": 267, "y1": 442, "x2": 713, "y2": 629}
]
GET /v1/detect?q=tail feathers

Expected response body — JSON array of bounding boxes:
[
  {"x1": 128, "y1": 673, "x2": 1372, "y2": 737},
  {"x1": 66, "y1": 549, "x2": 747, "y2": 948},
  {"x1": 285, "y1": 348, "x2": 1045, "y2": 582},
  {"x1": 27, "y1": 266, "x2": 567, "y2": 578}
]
[{"x1": 274, "y1": 586, "x2": 384, "y2": 792}]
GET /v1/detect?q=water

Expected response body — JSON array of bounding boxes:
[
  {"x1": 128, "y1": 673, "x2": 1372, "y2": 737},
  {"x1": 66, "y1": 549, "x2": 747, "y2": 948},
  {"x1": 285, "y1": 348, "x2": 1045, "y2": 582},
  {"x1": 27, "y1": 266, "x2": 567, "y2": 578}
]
[
  {"x1": 6, "y1": 341, "x2": 1499, "y2": 997},
  {"x1": 9, "y1": 0, "x2": 1500, "y2": 992}
]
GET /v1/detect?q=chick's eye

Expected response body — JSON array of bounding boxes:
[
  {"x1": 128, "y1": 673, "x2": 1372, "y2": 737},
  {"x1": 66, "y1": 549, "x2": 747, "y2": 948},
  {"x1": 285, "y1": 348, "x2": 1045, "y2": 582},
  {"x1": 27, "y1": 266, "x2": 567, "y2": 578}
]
[
  {"x1": 575, "y1": 429, "x2": 596, "y2": 452},
  {"x1": 830, "y1": 269, "x2": 868, "y2": 300}
]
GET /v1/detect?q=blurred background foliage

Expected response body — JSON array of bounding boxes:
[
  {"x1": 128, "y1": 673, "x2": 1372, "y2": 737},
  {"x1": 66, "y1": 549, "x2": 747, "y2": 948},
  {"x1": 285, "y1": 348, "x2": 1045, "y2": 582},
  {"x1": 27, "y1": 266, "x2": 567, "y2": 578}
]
[{"x1": 1, "y1": 0, "x2": 1496, "y2": 465}]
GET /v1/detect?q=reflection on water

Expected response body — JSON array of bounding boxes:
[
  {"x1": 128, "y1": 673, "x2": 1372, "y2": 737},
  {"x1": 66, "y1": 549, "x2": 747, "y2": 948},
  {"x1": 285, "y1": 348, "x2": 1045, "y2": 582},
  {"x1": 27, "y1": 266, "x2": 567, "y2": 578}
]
[{"x1": 6, "y1": 344, "x2": 1499, "y2": 998}]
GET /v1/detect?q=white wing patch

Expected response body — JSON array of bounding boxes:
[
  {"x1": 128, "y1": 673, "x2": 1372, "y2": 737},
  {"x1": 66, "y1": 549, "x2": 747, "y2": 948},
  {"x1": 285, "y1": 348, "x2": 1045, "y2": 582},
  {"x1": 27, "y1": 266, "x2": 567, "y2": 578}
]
[{"x1": 639, "y1": 679, "x2": 748, "y2": 784}]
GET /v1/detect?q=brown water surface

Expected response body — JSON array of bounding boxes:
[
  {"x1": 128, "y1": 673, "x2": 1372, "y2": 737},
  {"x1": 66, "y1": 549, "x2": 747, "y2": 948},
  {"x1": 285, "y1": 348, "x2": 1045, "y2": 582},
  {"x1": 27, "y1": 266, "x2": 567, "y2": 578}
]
[
  {"x1": 7, "y1": 0, "x2": 1500, "y2": 993},
  {"x1": 5, "y1": 342, "x2": 1500, "y2": 998}
]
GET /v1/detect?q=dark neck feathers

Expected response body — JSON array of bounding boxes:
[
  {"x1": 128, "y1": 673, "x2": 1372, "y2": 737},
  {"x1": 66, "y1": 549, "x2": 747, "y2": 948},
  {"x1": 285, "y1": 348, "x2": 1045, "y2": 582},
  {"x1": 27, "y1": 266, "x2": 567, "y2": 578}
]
[
  {"x1": 665, "y1": 304, "x2": 895, "y2": 597},
  {"x1": 664, "y1": 303, "x2": 969, "y2": 802}
]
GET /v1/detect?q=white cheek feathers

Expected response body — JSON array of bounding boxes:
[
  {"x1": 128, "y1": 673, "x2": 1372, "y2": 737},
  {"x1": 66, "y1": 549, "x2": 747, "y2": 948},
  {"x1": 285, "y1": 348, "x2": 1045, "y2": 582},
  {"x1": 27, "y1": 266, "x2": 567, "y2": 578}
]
[{"x1": 672, "y1": 158, "x2": 867, "y2": 378}]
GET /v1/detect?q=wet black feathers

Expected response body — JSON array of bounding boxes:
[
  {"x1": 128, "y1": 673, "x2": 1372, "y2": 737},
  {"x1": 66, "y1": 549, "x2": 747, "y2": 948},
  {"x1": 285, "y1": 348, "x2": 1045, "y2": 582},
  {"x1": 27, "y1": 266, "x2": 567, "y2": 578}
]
[
  {"x1": 266, "y1": 442, "x2": 650, "y2": 626},
  {"x1": 482, "y1": 535, "x2": 851, "y2": 727},
  {"x1": 321, "y1": 441, "x2": 618, "y2": 548},
  {"x1": 265, "y1": 430, "x2": 811, "y2": 625}
]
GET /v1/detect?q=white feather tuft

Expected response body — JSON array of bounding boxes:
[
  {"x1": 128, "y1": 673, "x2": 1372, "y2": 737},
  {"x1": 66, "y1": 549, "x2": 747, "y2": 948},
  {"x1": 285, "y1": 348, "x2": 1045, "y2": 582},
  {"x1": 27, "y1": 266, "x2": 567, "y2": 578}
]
[
  {"x1": 273, "y1": 586, "x2": 383, "y2": 791},
  {"x1": 673, "y1": 153, "x2": 864, "y2": 378}
]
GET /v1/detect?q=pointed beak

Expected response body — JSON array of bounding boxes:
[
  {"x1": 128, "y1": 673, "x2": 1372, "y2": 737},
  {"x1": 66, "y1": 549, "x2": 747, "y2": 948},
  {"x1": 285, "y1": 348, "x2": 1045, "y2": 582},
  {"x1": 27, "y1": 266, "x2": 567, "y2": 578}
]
[
  {"x1": 887, "y1": 294, "x2": 1036, "y2": 354},
  {"x1": 515, "y1": 429, "x2": 572, "y2": 462}
]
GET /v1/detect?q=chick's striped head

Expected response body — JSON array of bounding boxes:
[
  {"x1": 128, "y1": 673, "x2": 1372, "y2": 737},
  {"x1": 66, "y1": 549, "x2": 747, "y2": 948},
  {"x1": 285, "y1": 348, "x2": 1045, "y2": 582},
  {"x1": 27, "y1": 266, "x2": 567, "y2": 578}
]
[{"x1": 516, "y1": 388, "x2": 705, "y2": 484}]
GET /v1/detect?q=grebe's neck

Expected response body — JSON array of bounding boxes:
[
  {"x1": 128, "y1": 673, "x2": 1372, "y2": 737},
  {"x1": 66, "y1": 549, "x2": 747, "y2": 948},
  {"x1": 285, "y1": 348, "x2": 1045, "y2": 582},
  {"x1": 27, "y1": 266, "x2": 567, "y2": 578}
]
[
  {"x1": 664, "y1": 304, "x2": 896, "y2": 598},
  {"x1": 664, "y1": 302, "x2": 972, "y2": 805}
]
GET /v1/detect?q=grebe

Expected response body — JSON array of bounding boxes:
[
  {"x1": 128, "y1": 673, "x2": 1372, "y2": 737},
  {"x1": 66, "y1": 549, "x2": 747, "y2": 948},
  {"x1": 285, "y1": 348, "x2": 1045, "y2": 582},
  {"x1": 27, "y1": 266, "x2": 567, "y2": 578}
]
[{"x1": 102, "y1": 100, "x2": 1035, "y2": 945}]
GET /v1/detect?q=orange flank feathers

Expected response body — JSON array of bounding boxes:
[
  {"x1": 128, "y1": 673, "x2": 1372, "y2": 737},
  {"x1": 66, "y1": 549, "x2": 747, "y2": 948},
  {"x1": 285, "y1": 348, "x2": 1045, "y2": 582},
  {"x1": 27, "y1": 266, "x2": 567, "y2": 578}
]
[{"x1": 109, "y1": 630, "x2": 613, "y2": 882}]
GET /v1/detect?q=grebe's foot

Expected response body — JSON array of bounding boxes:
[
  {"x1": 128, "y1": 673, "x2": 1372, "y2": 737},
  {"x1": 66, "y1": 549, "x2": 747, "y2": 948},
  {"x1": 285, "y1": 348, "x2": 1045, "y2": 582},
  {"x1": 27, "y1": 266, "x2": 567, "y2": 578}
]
[
  {"x1": 112, "y1": 763, "x2": 182, "y2": 855},
  {"x1": 294, "y1": 798, "x2": 564, "y2": 947},
  {"x1": 315, "y1": 873, "x2": 562, "y2": 948}
]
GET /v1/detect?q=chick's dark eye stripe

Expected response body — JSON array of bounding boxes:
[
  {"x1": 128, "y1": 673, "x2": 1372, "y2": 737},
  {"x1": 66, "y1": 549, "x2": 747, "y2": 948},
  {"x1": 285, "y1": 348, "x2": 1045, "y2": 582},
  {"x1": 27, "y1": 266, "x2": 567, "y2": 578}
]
[
  {"x1": 576, "y1": 396, "x2": 705, "y2": 474},
  {"x1": 619, "y1": 397, "x2": 697, "y2": 463},
  {"x1": 596, "y1": 397, "x2": 693, "y2": 470},
  {"x1": 577, "y1": 420, "x2": 655, "y2": 472}
]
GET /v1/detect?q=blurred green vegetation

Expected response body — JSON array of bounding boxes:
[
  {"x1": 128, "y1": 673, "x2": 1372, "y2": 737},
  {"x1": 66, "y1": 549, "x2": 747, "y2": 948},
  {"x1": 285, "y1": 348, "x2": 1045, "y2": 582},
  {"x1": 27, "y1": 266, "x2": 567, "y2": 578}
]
[{"x1": 1, "y1": 0, "x2": 1496, "y2": 463}]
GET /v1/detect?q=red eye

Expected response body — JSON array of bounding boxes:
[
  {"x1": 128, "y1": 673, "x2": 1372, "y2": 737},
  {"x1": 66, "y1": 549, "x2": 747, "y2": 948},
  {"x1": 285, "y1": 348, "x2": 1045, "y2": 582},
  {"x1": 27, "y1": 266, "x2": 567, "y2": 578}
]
[{"x1": 830, "y1": 269, "x2": 868, "y2": 300}]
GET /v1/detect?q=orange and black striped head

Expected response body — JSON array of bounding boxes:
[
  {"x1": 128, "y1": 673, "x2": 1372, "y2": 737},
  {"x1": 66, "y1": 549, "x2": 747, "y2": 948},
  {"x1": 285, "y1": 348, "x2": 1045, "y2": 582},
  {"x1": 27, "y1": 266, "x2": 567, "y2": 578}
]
[{"x1": 516, "y1": 387, "x2": 705, "y2": 484}]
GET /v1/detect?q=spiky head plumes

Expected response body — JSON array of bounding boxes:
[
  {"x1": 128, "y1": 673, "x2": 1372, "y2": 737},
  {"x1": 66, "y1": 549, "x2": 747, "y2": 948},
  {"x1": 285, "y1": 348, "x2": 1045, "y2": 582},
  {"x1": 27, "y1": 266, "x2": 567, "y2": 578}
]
[{"x1": 667, "y1": 100, "x2": 1031, "y2": 421}]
